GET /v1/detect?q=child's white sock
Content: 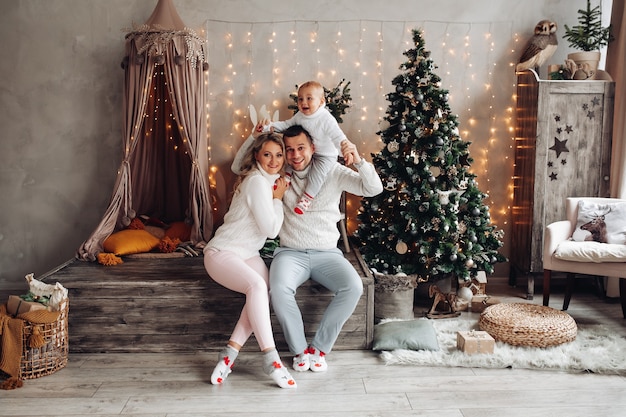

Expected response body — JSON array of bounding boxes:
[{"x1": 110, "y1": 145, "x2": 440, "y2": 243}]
[
  {"x1": 263, "y1": 349, "x2": 297, "y2": 389},
  {"x1": 294, "y1": 193, "x2": 314, "y2": 215},
  {"x1": 211, "y1": 345, "x2": 238, "y2": 384}
]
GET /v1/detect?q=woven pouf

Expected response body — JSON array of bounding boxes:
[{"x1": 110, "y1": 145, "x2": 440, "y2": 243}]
[{"x1": 478, "y1": 303, "x2": 577, "y2": 348}]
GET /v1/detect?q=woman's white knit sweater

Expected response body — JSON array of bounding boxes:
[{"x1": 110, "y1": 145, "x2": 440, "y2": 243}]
[{"x1": 204, "y1": 167, "x2": 282, "y2": 259}]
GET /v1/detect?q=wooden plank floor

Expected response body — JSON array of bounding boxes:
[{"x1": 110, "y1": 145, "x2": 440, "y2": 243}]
[{"x1": 2, "y1": 276, "x2": 625, "y2": 416}]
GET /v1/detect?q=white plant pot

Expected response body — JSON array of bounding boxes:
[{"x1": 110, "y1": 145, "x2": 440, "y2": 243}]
[{"x1": 567, "y1": 51, "x2": 601, "y2": 80}]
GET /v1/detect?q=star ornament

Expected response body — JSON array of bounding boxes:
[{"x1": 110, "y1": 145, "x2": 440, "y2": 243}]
[{"x1": 549, "y1": 137, "x2": 569, "y2": 158}]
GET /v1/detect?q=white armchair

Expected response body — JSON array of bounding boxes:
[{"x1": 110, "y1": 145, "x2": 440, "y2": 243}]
[{"x1": 543, "y1": 197, "x2": 626, "y2": 318}]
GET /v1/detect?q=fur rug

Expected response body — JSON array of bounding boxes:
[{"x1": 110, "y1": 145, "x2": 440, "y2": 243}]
[{"x1": 380, "y1": 316, "x2": 626, "y2": 374}]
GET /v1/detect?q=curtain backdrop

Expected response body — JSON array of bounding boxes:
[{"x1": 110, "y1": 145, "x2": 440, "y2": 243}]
[
  {"x1": 77, "y1": 29, "x2": 212, "y2": 261},
  {"x1": 604, "y1": 1, "x2": 625, "y2": 297},
  {"x1": 164, "y1": 35, "x2": 213, "y2": 246}
]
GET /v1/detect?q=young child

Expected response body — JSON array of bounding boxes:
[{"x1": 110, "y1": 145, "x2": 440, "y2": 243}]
[{"x1": 267, "y1": 81, "x2": 354, "y2": 215}]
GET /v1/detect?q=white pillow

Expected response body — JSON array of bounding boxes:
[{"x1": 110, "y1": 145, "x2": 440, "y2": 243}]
[
  {"x1": 571, "y1": 201, "x2": 626, "y2": 244},
  {"x1": 555, "y1": 241, "x2": 626, "y2": 263}
]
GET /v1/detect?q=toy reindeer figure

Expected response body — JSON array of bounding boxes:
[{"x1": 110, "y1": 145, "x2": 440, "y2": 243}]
[{"x1": 426, "y1": 284, "x2": 461, "y2": 319}]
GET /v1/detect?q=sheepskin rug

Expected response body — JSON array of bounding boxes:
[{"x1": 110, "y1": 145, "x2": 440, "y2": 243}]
[{"x1": 380, "y1": 316, "x2": 626, "y2": 374}]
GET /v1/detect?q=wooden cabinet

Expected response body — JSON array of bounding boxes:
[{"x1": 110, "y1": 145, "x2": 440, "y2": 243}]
[{"x1": 510, "y1": 69, "x2": 614, "y2": 299}]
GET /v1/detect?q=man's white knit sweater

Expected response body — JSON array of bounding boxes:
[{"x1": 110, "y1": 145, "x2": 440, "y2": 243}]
[{"x1": 279, "y1": 160, "x2": 382, "y2": 250}]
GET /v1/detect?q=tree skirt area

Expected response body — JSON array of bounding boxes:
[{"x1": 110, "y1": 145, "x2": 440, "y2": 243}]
[{"x1": 380, "y1": 316, "x2": 626, "y2": 374}]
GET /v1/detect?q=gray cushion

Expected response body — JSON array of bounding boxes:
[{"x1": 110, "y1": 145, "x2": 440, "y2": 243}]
[{"x1": 372, "y1": 319, "x2": 439, "y2": 351}]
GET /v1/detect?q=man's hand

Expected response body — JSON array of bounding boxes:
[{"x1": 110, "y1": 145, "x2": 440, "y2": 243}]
[{"x1": 340, "y1": 139, "x2": 360, "y2": 166}]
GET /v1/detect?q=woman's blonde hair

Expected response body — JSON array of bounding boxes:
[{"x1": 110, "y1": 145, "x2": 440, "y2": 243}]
[{"x1": 233, "y1": 132, "x2": 285, "y2": 192}]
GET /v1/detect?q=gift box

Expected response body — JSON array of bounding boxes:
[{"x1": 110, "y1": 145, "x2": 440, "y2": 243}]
[
  {"x1": 456, "y1": 330, "x2": 495, "y2": 354},
  {"x1": 470, "y1": 295, "x2": 501, "y2": 313},
  {"x1": 6, "y1": 295, "x2": 47, "y2": 316}
]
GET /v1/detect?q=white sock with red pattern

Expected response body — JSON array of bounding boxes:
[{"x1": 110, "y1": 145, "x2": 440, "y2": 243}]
[
  {"x1": 211, "y1": 345, "x2": 238, "y2": 384},
  {"x1": 263, "y1": 348, "x2": 297, "y2": 389},
  {"x1": 308, "y1": 346, "x2": 328, "y2": 372}
]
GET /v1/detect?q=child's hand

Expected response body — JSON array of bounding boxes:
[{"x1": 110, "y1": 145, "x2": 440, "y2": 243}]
[
  {"x1": 272, "y1": 177, "x2": 289, "y2": 200},
  {"x1": 340, "y1": 139, "x2": 360, "y2": 166},
  {"x1": 253, "y1": 120, "x2": 272, "y2": 137}
]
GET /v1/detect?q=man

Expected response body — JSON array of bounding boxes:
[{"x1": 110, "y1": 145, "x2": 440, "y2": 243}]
[{"x1": 268, "y1": 125, "x2": 383, "y2": 373}]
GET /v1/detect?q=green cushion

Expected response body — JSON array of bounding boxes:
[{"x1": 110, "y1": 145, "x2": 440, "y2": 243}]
[{"x1": 372, "y1": 319, "x2": 439, "y2": 351}]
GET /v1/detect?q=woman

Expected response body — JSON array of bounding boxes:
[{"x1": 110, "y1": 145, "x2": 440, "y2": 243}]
[{"x1": 203, "y1": 130, "x2": 295, "y2": 389}]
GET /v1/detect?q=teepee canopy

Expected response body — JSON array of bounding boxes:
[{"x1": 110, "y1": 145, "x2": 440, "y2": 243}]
[{"x1": 78, "y1": 0, "x2": 212, "y2": 261}]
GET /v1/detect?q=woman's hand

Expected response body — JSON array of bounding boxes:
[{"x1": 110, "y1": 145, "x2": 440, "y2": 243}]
[{"x1": 272, "y1": 177, "x2": 289, "y2": 200}]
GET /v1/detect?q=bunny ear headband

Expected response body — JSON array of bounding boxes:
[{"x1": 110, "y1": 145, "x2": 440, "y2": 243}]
[{"x1": 249, "y1": 104, "x2": 279, "y2": 126}]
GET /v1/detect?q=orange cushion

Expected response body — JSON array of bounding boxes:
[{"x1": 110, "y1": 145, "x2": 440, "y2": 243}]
[
  {"x1": 165, "y1": 221, "x2": 192, "y2": 242},
  {"x1": 103, "y1": 229, "x2": 160, "y2": 255}
]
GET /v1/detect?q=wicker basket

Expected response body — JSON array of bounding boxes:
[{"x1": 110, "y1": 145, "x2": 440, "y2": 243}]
[
  {"x1": 479, "y1": 302, "x2": 577, "y2": 348},
  {"x1": 19, "y1": 299, "x2": 69, "y2": 379}
]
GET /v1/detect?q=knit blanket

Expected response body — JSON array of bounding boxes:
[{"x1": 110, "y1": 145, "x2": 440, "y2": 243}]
[{"x1": 0, "y1": 303, "x2": 61, "y2": 390}]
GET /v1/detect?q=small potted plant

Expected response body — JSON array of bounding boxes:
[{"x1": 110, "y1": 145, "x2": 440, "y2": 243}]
[
  {"x1": 288, "y1": 78, "x2": 352, "y2": 122},
  {"x1": 562, "y1": 0, "x2": 614, "y2": 79}
]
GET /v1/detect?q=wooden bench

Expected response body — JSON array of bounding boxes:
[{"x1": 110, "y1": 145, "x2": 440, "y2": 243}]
[{"x1": 1, "y1": 248, "x2": 374, "y2": 353}]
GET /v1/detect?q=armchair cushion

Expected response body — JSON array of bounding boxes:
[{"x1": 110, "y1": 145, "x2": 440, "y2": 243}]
[
  {"x1": 571, "y1": 201, "x2": 626, "y2": 244},
  {"x1": 555, "y1": 241, "x2": 626, "y2": 263}
]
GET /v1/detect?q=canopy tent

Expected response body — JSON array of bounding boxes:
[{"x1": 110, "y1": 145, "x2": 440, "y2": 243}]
[{"x1": 78, "y1": 0, "x2": 213, "y2": 261}]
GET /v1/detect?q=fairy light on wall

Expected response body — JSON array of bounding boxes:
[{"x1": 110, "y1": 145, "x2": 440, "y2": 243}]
[
  {"x1": 200, "y1": 25, "x2": 212, "y2": 164},
  {"x1": 482, "y1": 28, "x2": 495, "y2": 222},
  {"x1": 508, "y1": 30, "x2": 521, "y2": 217},
  {"x1": 271, "y1": 30, "x2": 279, "y2": 94},
  {"x1": 335, "y1": 29, "x2": 343, "y2": 73},
  {"x1": 443, "y1": 28, "x2": 454, "y2": 97},
  {"x1": 225, "y1": 30, "x2": 235, "y2": 144},
  {"x1": 239, "y1": 27, "x2": 254, "y2": 141},
  {"x1": 375, "y1": 23, "x2": 385, "y2": 152},
  {"x1": 291, "y1": 25, "x2": 298, "y2": 76},
  {"x1": 355, "y1": 23, "x2": 366, "y2": 142}
]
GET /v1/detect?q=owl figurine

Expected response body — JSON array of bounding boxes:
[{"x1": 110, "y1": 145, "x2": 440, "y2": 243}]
[{"x1": 516, "y1": 20, "x2": 558, "y2": 72}]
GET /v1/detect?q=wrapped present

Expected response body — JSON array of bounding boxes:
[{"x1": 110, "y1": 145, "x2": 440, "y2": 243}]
[
  {"x1": 457, "y1": 330, "x2": 495, "y2": 354},
  {"x1": 6, "y1": 295, "x2": 47, "y2": 316},
  {"x1": 470, "y1": 295, "x2": 501, "y2": 313}
]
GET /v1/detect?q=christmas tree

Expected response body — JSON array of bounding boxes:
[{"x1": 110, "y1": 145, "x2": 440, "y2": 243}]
[{"x1": 355, "y1": 28, "x2": 506, "y2": 283}]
